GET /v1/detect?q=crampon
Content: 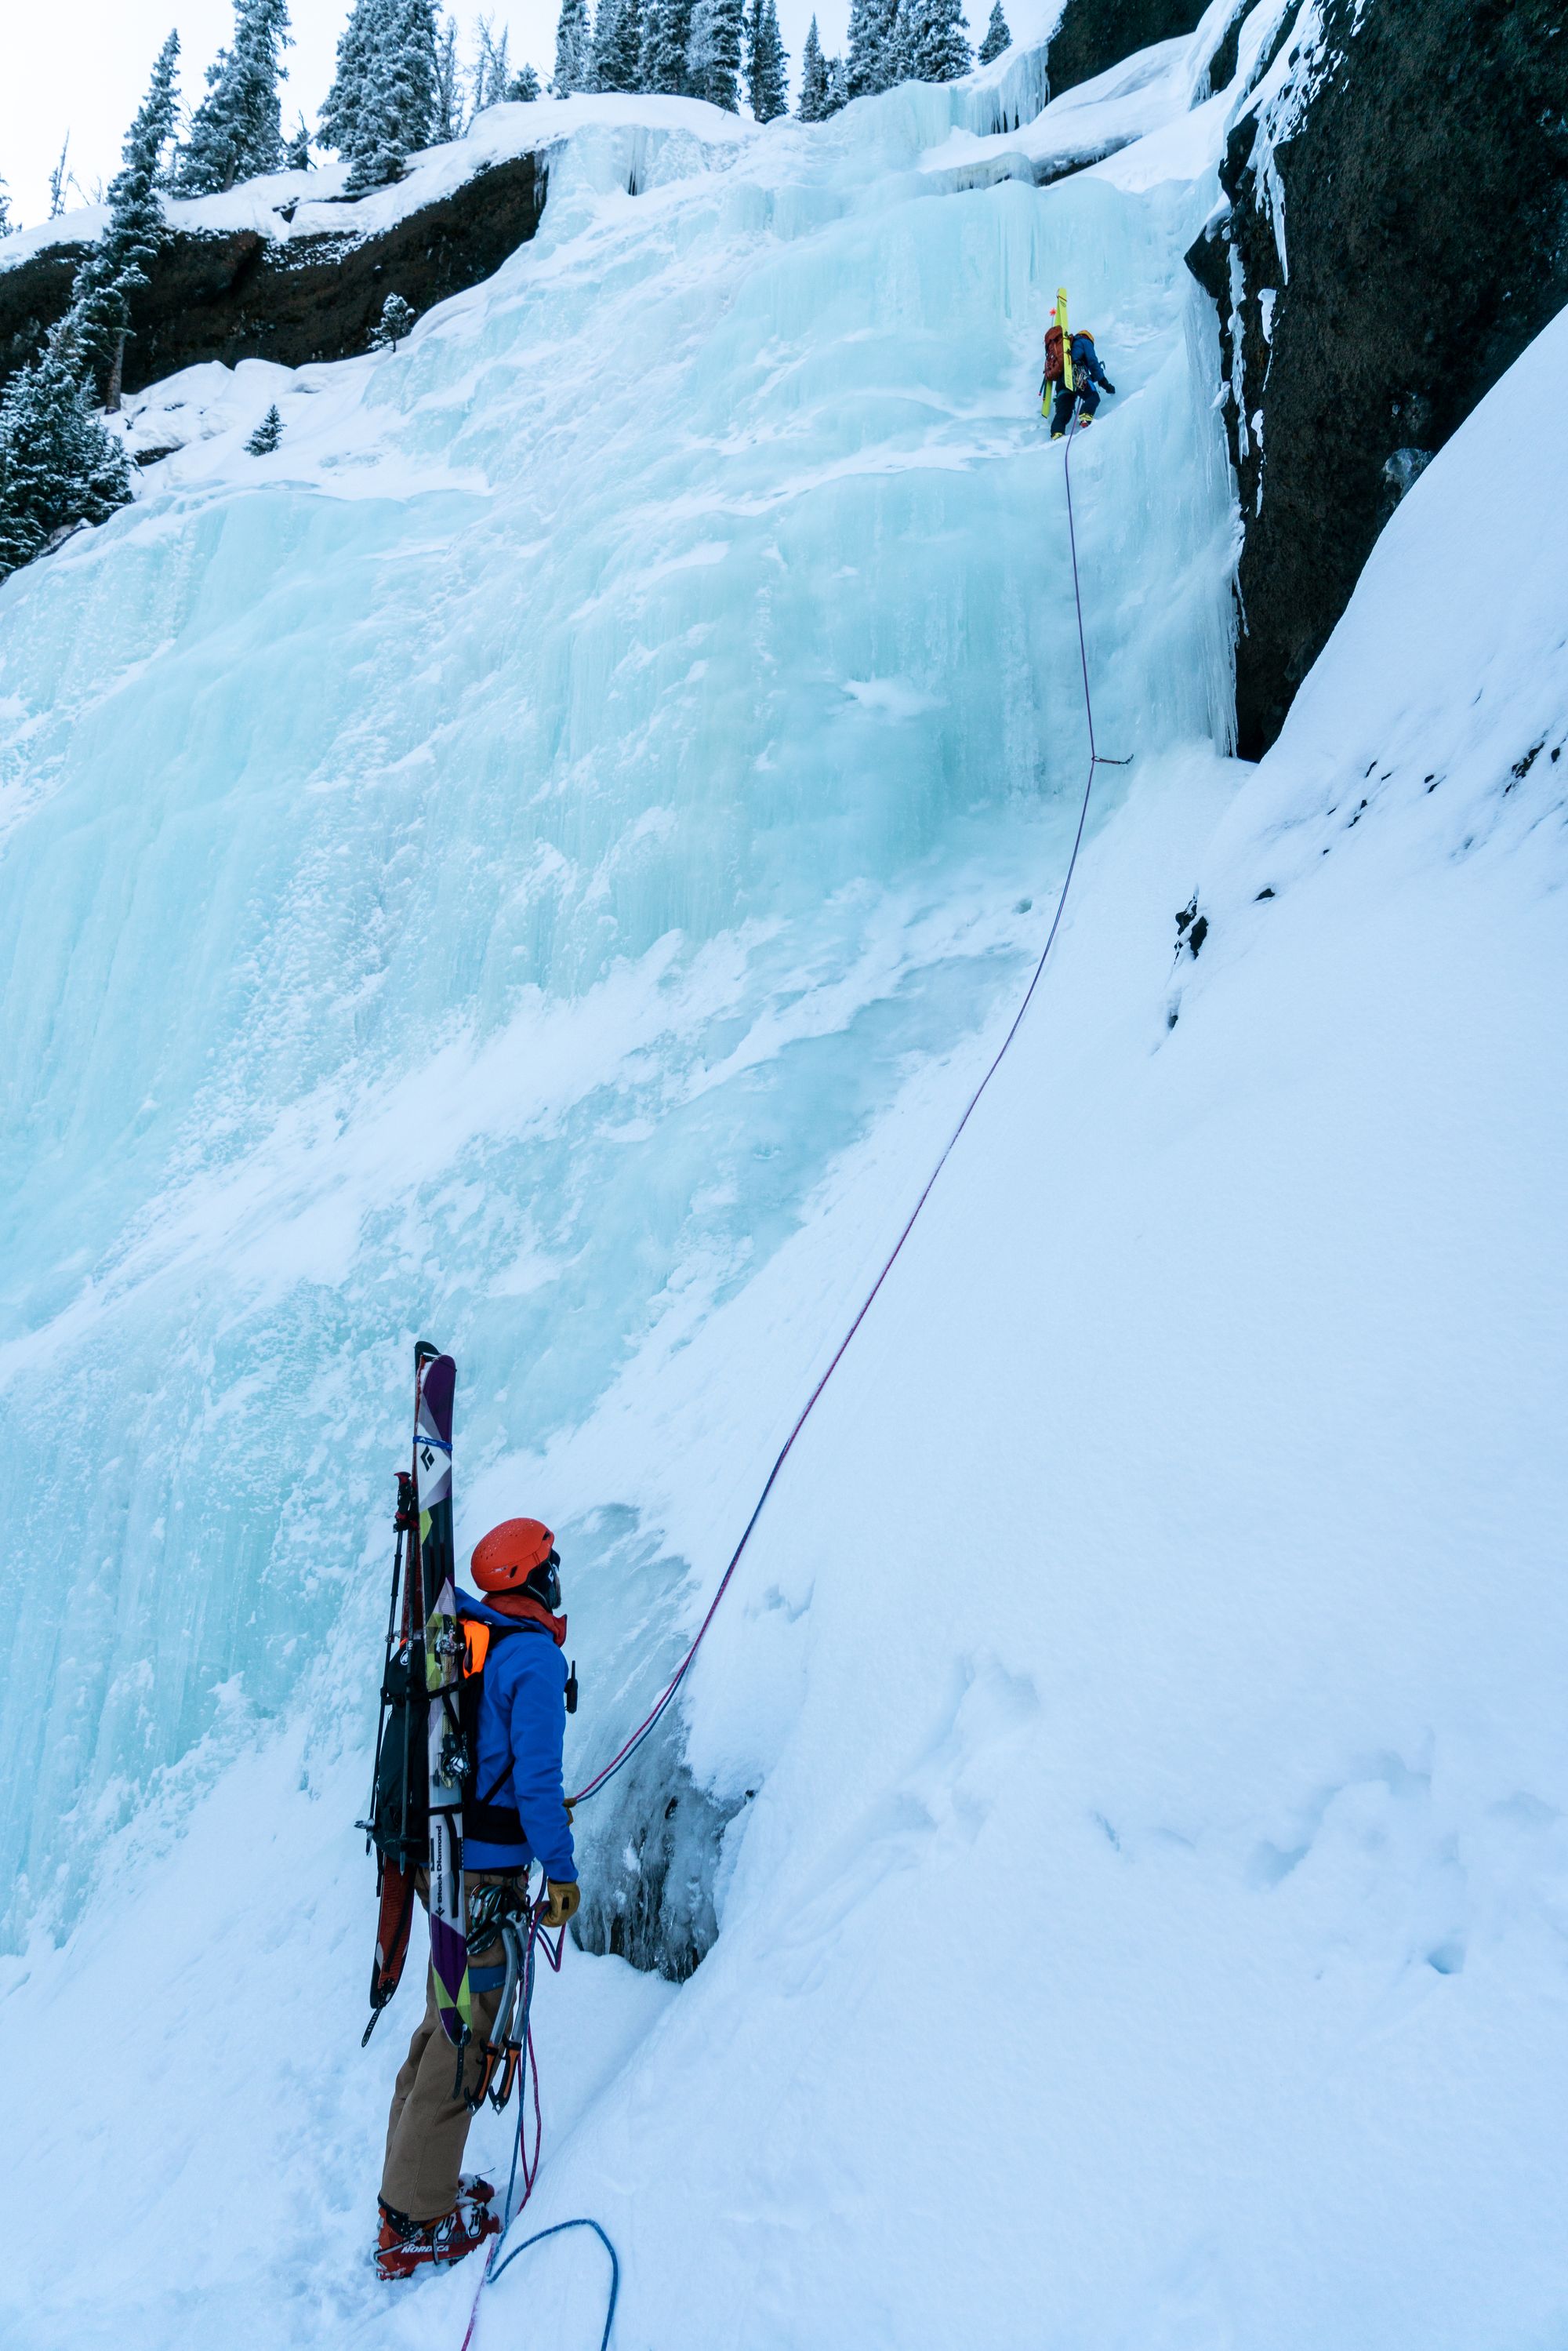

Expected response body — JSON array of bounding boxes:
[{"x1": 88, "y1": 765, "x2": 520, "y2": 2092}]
[{"x1": 375, "y1": 2194, "x2": 501, "y2": 2281}]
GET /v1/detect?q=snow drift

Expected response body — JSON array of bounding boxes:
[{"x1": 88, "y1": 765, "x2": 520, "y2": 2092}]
[{"x1": 2, "y1": 17, "x2": 1565, "y2": 2349}]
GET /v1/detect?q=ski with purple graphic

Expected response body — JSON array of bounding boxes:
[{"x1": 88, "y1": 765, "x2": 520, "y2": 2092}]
[{"x1": 412, "y1": 1342, "x2": 472, "y2": 2048}]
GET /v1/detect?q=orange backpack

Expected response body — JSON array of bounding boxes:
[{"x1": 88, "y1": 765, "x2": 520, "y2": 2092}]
[{"x1": 1044, "y1": 324, "x2": 1065, "y2": 382}]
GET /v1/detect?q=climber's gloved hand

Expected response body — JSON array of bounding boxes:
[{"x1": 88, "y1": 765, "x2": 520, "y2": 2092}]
[
  {"x1": 542, "y1": 1880, "x2": 580, "y2": 1929},
  {"x1": 1103, "y1": 380, "x2": 1117, "y2": 395}
]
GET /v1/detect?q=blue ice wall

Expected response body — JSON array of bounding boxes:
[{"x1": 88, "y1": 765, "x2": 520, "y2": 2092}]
[{"x1": 0, "y1": 61, "x2": 1234, "y2": 1942}]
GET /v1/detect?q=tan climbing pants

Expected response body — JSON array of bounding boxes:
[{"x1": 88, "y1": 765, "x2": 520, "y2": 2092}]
[{"x1": 380, "y1": 1870, "x2": 522, "y2": 2223}]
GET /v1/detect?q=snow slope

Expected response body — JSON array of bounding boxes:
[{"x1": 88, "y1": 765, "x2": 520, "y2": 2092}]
[{"x1": 3, "y1": 21, "x2": 1566, "y2": 2351}]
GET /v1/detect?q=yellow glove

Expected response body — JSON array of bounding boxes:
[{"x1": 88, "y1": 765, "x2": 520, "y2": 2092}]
[{"x1": 541, "y1": 1880, "x2": 580, "y2": 1928}]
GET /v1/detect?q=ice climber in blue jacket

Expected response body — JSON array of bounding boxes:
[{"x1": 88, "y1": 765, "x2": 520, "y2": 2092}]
[
  {"x1": 1049, "y1": 328, "x2": 1116, "y2": 438},
  {"x1": 376, "y1": 1516, "x2": 579, "y2": 2280}
]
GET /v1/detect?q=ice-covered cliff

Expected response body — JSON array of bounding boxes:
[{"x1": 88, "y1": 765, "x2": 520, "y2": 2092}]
[{"x1": 2, "y1": 17, "x2": 1564, "y2": 2349}]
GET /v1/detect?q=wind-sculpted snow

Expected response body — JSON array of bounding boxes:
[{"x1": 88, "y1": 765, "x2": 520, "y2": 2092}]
[{"x1": 0, "y1": 57, "x2": 1233, "y2": 1946}]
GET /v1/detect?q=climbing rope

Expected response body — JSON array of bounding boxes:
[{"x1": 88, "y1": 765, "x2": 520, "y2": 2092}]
[
  {"x1": 462, "y1": 419, "x2": 1122, "y2": 2351},
  {"x1": 568, "y1": 424, "x2": 1123, "y2": 1812}
]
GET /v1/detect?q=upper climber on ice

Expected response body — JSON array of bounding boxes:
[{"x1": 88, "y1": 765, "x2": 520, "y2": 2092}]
[{"x1": 1046, "y1": 327, "x2": 1117, "y2": 438}]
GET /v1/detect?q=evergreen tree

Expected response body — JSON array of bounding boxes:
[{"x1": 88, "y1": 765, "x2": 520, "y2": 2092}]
[
  {"x1": 432, "y1": 15, "x2": 464, "y2": 138},
  {"x1": 746, "y1": 0, "x2": 787, "y2": 118},
  {"x1": 506, "y1": 63, "x2": 543, "y2": 100},
  {"x1": 687, "y1": 0, "x2": 744, "y2": 107},
  {"x1": 824, "y1": 53, "x2": 848, "y2": 109},
  {"x1": 797, "y1": 15, "x2": 828, "y2": 117},
  {"x1": 340, "y1": 0, "x2": 440, "y2": 192},
  {"x1": 552, "y1": 0, "x2": 594, "y2": 93},
  {"x1": 285, "y1": 112, "x2": 312, "y2": 167},
  {"x1": 906, "y1": 0, "x2": 970, "y2": 82},
  {"x1": 176, "y1": 0, "x2": 292, "y2": 194},
  {"x1": 0, "y1": 178, "x2": 13, "y2": 238},
  {"x1": 0, "y1": 322, "x2": 134, "y2": 582},
  {"x1": 71, "y1": 32, "x2": 181, "y2": 412},
  {"x1": 470, "y1": 15, "x2": 512, "y2": 111},
  {"x1": 643, "y1": 0, "x2": 695, "y2": 90},
  {"x1": 370, "y1": 291, "x2": 416, "y2": 346},
  {"x1": 977, "y1": 0, "x2": 1009, "y2": 61},
  {"x1": 48, "y1": 137, "x2": 72, "y2": 220},
  {"x1": 319, "y1": 0, "x2": 379, "y2": 155},
  {"x1": 844, "y1": 0, "x2": 889, "y2": 96},
  {"x1": 245, "y1": 401, "x2": 283, "y2": 451},
  {"x1": 882, "y1": 0, "x2": 913, "y2": 85},
  {"x1": 604, "y1": 0, "x2": 647, "y2": 91},
  {"x1": 590, "y1": 0, "x2": 623, "y2": 90}
]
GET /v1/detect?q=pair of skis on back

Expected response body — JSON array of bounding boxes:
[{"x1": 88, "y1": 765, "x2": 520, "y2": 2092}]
[{"x1": 362, "y1": 1343, "x2": 473, "y2": 2051}]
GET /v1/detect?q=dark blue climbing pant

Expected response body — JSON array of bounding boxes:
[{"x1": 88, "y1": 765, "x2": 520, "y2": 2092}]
[{"x1": 1051, "y1": 379, "x2": 1101, "y2": 432}]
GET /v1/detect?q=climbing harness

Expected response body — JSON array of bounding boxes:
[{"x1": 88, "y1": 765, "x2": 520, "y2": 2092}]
[
  {"x1": 567, "y1": 419, "x2": 1126, "y2": 1816},
  {"x1": 458, "y1": 411, "x2": 1122, "y2": 2351}
]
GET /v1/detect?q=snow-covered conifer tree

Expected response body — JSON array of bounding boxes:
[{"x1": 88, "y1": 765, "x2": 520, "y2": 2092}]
[
  {"x1": 319, "y1": 0, "x2": 379, "y2": 155},
  {"x1": 746, "y1": 0, "x2": 788, "y2": 120},
  {"x1": 339, "y1": 0, "x2": 439, "y2": 191},
  {"x1": 370, "y1": 291, "x2": 416, "y2": 347},
  {"x1": 470, "y1": 16, "x2": 512, "y2": 111},
  {"x1": 552, "y1": 0, "x2": 594, "y2": 93},
  {"x1": 590, "y1": 0, "x2": 625, "y2": 91},
  {"x1": 432, "y1": 15, "x2": 463, "y2": 137},
  {"x1": 506, "y1": 64, "x2": 543, "y2": 100},
  {"x1": 0, "y1": 322, "x2": 134, "y2": 580},
  {"x1": 824, "y1": 51, "x2": 848, "y2": 108},
  {"x1": 285, "y1": 113, "x2": 312, "y2": 167},
  {"x1": 882, "y1": 0, "x2": 913, "y2": 86},
  {"x1": 688, "y1": 0, "x2": 744, "y2": 106},
  {"x1": 610, "y1": 0, "x2": 647, "y2": 90},
  {"x1": 176, "y1": 0, "x2": 292, "y2": 194},
  {"x1": 245, "y1": 402, "x2": 283, "y2": 452},
  {"x1": 71, "y1": 32, "x2": 181, "y2": 412},
  {"x1": 47, "y1": 137, "x2": 71, "y2": 220},
  {"x1": 844, "y1": 0, "x2": 893, "y2": 96},
  {"x1": 0, "y1": 178, "x2": 13, "y2": 238},
  {"x1": 643, "y1": 0, "x2": 695, "y2": 90},
  {"x1": 797, "y1": 16, "x2": 828, "y2": 117},
  {"x1": 977, "y1": 0, "x2": 1009, "y2": 63},
  {"x1": 905, "y1": 0, "x2": 970, "y2": 83}
]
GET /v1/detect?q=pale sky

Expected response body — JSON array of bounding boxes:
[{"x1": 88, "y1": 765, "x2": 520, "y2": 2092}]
[{"x1": 2, "y1": 0, "x2": 872, "y2": 226}]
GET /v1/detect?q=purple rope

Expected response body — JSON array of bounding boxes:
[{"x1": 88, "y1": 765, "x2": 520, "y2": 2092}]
[{"x1": 572, "y1": 427, "x2": 1110, "y2": 1807}]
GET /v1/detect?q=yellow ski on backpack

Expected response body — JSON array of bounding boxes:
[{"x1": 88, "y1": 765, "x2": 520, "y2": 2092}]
[{"x1": 1042, "y1": 287, "x2": 1073, "y2": 420}]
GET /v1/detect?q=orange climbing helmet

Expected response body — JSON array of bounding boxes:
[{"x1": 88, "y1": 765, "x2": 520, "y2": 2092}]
[{"x1": 472, "y1": 1517, "x2": 558, "y2": 1593}]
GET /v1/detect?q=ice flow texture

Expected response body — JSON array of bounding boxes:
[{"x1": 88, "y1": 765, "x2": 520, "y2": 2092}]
[{"x1": 0, "y1": 66, "x2": 1235, "y2": 1946}]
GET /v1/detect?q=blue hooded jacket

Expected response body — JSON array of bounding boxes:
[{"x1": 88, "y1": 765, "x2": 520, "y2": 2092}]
[
  {"x1": 1070, "y1": 331, "x2": 1112, "y2": 389},
  {"x1": 459, "y1": 1592, "x2": 578, "y2": 1880}
]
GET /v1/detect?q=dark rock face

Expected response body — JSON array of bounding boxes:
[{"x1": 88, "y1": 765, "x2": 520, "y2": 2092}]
[
  {"x1": 0, "y1": 150, "x2": 547, "y2": 402},
  {"x1": 572, "y1": 1723, "x2": 744, "y2": 1982},
  {"x1": 1047, "y1": 0, "x2": 1214, "y2": 97},
  {"x1": 1188, "y1": 0, "x2": 1568, "y2": 757}
]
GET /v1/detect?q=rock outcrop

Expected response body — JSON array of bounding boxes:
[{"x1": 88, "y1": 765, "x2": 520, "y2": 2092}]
[
  {"x1": 0, "y1": 150, "x2": 547, "y2": 402},
  {"x1": 1047, "y1": 0, "x2": 1214, "y2": 97},
  {"x1": 1188, "y1": 0, "x2": 1568, "y2": 756}
]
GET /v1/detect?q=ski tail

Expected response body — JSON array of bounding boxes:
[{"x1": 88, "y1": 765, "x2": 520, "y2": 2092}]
[
  {"x1": 360, "y1": 1464, "x2": 427, "y2": 2040},
  {"x1": 363, "y1": 1860, "x2": 419, "y2": 2044},
  {"x1": 1058, "y1": 286, "x2": 1073, "y2": 394}
]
